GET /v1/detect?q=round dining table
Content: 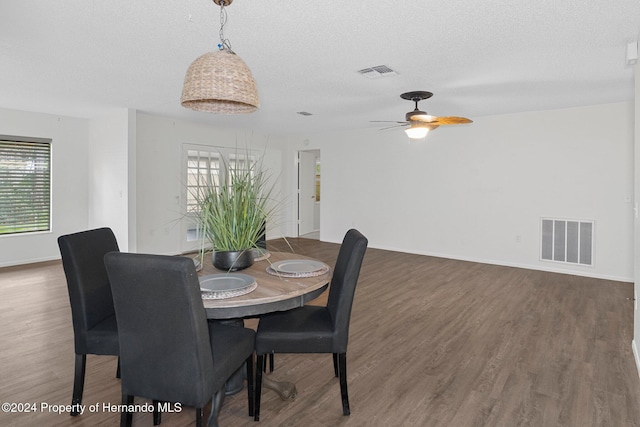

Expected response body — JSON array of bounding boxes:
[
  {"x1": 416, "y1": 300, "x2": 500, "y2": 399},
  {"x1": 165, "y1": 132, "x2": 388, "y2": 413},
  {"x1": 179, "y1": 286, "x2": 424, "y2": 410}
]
[
  {"x1": 197, "y1": 250, "x2": 331, "y2": 398},
  {"x1": 199, "y1": 251, "x2": 330, "y2": 319}
]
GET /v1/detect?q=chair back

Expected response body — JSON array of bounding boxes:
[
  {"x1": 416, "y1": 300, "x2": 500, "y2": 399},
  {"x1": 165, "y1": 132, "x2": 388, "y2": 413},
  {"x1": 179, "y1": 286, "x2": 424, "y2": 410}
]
[
  {"x1": 104, "y1": 252, "x2": 215, "y2": 407},
  {"x1": 326, "y1": 229, "x2": 368, "y2": 352},
  {"x1": 58, "y1": 227, "x2": 119, "y2": 355}
]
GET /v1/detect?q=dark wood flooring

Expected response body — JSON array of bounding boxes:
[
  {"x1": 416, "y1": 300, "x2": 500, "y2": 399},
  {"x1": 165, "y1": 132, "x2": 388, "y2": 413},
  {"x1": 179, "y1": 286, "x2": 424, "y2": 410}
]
[{"x1": 1, "y1": 238, "x2": 639, "y2": 426}]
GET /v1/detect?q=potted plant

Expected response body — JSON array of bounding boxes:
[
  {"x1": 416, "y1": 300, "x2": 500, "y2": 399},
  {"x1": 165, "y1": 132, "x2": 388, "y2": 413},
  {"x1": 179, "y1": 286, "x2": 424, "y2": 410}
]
[{"x1": 194, "y1": 151, "x2": 276, "y2": 271}]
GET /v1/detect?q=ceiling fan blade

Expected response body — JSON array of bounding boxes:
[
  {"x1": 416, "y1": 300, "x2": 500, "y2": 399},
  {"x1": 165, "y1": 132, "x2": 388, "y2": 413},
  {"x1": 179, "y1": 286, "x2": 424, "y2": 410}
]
[
  {"x1": 430, "y1": 116, "x2": 473, "y2": 125},
  {"x1": 379, "y1": 123, "x2": 409, "y2": 131},
  {"x1": 370, "y1": 120, "x2": 408, "y2": 124}
]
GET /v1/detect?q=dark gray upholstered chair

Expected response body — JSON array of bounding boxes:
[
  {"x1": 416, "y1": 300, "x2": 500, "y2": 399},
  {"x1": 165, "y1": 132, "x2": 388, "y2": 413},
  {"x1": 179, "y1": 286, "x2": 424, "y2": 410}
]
[
  {"x1": 58, "y1": 227, "x2": 120, "y2": 416},
  {"x1": 104, "y1": 252, "x2": 255, "y2": 427},
  {"x1": 254, "y1": 229, "x2": 368, "y2": 421}
]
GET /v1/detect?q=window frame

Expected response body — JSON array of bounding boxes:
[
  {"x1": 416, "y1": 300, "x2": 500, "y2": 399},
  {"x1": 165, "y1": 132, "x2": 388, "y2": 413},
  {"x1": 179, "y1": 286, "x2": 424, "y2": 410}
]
[
  {"x1": 181, "y1": 144, "x2": 258, "y2": 249},
  {"x1": 0, "y1": 135, "x2": 52, "y2": 237}
]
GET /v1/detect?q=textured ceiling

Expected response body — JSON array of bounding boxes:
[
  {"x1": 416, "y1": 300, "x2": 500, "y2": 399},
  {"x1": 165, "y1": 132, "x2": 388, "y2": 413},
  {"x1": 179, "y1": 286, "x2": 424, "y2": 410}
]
[{"x1": 1, "y1": 0, "x2": 639, "y2": 135}]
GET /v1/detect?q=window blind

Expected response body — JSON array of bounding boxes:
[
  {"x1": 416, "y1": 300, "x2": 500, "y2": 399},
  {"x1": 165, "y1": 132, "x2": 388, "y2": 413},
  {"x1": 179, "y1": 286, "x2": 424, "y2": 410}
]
[{"x1": 0, "y1": 138, "x2": 52, "y2": 235}]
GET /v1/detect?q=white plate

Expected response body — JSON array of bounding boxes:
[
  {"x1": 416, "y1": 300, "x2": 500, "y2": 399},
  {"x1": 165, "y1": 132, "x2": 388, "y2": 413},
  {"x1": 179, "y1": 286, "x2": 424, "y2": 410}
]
[
  {"x1": 270, "y1": 259, "x2": 326, "y2": 274},
  {"x1": 199, "y1": 273, "x2": 255, "y2": 293}
]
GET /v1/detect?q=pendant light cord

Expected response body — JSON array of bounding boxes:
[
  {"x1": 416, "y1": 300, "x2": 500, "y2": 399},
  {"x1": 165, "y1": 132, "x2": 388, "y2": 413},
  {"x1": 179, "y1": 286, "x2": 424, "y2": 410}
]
[{"x1": 217, "y1": 0, "x2": 233, "y2": 52}]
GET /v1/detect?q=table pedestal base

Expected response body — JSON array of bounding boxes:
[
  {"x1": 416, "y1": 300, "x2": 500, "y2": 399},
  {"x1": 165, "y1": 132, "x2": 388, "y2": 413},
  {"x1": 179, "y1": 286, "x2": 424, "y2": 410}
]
[
  {"x1": 225, "y1": 366, "x2": 245, "y2": 395},
  {"x1": 224, "y1": 365, "x2": 297, "y2": 401},
  {"x1": 263, "y1": 375, "x2": 297, "y2": 401}
]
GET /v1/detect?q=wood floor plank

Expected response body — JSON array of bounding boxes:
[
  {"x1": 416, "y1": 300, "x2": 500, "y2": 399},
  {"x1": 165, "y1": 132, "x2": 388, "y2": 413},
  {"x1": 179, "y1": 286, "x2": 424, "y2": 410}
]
[{"x1": 1, "y1": 239, "x2": 639, "y2": 426}]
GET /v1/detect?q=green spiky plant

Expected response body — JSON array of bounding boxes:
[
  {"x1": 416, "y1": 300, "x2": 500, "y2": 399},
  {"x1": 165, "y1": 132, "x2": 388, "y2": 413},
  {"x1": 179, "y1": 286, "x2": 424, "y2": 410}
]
[{"x1": 194, "y1": 152, "x2": 276, "y2": 256}]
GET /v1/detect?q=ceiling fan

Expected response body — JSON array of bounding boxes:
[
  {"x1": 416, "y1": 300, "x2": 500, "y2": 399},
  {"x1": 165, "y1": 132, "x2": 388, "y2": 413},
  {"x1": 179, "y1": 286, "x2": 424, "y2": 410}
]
[{"x1": 373, "y1": 91, "x2": 472, "y2": 139}]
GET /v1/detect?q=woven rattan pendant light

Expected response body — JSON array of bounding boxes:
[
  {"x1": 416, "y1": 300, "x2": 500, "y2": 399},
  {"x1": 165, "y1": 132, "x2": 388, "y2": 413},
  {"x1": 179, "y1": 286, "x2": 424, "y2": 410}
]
[{"x1": 181, "y1": 0, "x2": 259, "y2": 114}]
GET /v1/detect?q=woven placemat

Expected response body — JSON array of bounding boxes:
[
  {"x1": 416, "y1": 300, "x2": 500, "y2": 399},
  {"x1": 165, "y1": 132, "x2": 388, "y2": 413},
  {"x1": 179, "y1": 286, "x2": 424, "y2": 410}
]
[
  {"x1": 266, "y1": 264, "x2": 330, "y2": 278},
  {"x1": 201, "y1": 280, "x2": 257, "y2": 300},
  {"x1": 253, "y1": 249, "x2": 271, "y2": 262}
]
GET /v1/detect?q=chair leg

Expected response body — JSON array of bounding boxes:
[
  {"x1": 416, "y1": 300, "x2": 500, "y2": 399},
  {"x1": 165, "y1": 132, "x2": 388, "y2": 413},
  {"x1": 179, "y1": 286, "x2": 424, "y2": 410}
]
[
  {"x1": 206, "y1": 386, "x2": 225, "y2": 427},
  {"x1": 152, "y1": 400, "x2": 162, "y2": 425},
  {"x1": 116, "y1": 356, "x2": 121, "y2": 379},
  {"x1": 71, "y1": 354, "x2": 86, "y2": 416},
  {"x1": 246, "y1": 354, "x2": 255, "y2": 417},
  {"x1": 196, "y1": 407, "x2": 203, "y2": 427},
  {"x1": 260, "y1": 353, "x2": 274, "y2": 373},
  {"x1": 254, "y1": 354, "x2": 264, "y2": 421},
  {"x1": 121, "y1": 394, "x2": 134, "y2": 427},
  {"x1": 337, "y1": 353, "x2": 350, "y2": 416},
  {"x1": 332, "y1": 353, "x2": 339, "y2": 377}
]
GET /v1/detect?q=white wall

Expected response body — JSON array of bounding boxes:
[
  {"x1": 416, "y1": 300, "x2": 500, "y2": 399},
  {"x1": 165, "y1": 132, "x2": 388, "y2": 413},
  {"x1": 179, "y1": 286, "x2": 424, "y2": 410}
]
[
  {"x1": 88, "y1": 109, "x2": 134, "y2": 251},
  {"x1": 0, "y1": 108, "x2": 292, "y2": 265},
  {"x1": 289, "y1": 102, "x2": 634, "y2": 281},
  {"x1": 0, "y1": 102, "x2": 634, "y2": 282},
  {"x1": 134, "y1": 113, "x2": 291, "y2": 256},
  {"x1": 0, "y1": 108, "x2": 90, "y2": 267}
]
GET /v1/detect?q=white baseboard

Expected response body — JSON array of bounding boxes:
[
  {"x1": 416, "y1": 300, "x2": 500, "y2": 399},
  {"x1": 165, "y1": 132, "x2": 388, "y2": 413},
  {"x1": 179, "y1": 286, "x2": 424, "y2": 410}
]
[
  {"x1": 0, "y1": 255, "x2": 59, "y2": 268},
  {"x1": 633, "y1": 340, "x2": 640, "y2": 380},
  {"x1": 361, "y1": 243, "x2": 634, "y2": 283}
]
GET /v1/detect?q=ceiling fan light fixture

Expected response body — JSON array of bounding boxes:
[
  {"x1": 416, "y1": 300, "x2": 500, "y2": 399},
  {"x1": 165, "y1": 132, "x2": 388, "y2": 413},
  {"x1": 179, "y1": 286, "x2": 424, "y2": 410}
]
[
  {"x1": 405, "y1": 122, "x2": 437, "y2": 139},
  {"x1": 405, "y1": 126, "x2": 429, "y2": 139},
  {"x1": 406, "y1": 110, "x2": 436, "y2": 122},
  {"x1": 181, "y1": 0, "x2": 259, "y2": 114}
]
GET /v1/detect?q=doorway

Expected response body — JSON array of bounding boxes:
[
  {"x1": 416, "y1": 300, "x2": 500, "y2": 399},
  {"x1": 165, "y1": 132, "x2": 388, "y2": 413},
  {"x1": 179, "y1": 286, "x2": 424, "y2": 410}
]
[{"x1": 298, "y1": 150, "x2": 320, "y2": 239}]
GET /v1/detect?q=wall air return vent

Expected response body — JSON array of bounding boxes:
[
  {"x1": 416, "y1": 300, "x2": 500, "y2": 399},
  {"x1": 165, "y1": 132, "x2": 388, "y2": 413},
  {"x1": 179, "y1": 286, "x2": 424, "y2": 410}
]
[
  {"x1": 357, "y1": 65, "x2": 398, "y2": 79},
  {"x1": 540, "y1": 218, "x2": 593, "y2": 266}
]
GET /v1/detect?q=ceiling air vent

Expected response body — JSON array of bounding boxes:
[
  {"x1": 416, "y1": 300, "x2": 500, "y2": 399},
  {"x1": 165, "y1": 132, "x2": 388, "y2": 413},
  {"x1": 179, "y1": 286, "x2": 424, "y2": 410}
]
[{"x1": 357, "y1": 65, "x2": 398, "y2": 79}]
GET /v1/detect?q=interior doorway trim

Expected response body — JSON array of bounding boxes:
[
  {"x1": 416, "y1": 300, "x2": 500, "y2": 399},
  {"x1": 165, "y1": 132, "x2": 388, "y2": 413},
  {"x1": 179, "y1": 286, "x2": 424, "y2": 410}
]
[{"x1": 297, "y1": 149, "x2": 320, "y2": 239}]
